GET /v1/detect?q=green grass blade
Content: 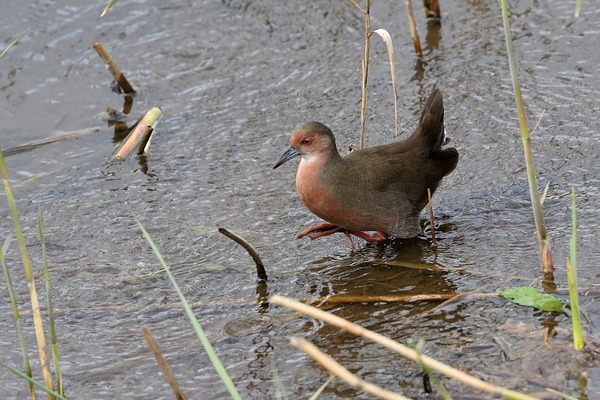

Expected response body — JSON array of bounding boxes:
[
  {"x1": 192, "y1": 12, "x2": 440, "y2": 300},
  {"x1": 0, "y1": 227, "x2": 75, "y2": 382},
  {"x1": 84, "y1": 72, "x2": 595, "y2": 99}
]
[
  {"x1": 101, "y1": 0, "x2": 119, "y2": 17},
  {"x1": 135, "y1": 219, "x2": 242, "y2": 400},
  {"x1": 574, "y1": 0, "x2": 583, "y2": 17},
  {"x1": 38, "y1": 209, "x2": 63, "y2": 395},
  {"x1": 0, "y1": 360, "x2": 65, "y2": 400},
  {"x1": 0, "y1": 30, "x2": 29, "y2": 59},
  {"x1": 308, "y1": 375, "x2": 334, "y2": 400},
  {"x1": 1, "y1": 236, "x2": 36, "y2": 398},
  {"x1": 413, "y1": 339, "x2": 453, "y2": 400},
  {"x1": 498, "y1": 0, "x2": 554, "y2": 273},
  {"x1": 567, "y1": 189, "x2": 584, "y2": 350},
  {"x1": 1, "y1": 146, "x2": 53, "y2": 395}
]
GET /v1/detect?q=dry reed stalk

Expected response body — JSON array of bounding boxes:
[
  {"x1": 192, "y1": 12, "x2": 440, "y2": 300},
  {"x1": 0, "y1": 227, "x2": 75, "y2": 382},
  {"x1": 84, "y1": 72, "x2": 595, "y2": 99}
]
[
  {"x1": 404, "y1": 0, "x2": 423, "y2": 56},
  {"x1": 320, "y1": 293, "x2": 456, "y2": 304},
  {"x1": 272, "y1": 295, "x2": 541, "y2": 400},
  {"x1": 141, "y1": 326, "x2": 188, "y2": 400},
  {"x1": 291, "y1": 337, "x2": 412, "y2": 400},
  {"x1": 359, "y1": 0, "x2": 371, "y2": 149},
  {"x1": 92, "y1": 41, "x2": 135, "y2": 93},
  {"x1": 372, "y1": 29, "x2": 399, "y2": 137}
]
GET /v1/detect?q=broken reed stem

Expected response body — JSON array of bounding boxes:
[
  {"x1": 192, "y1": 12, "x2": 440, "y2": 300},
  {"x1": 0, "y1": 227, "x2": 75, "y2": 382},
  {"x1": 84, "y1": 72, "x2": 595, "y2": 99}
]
[
  {"x1": 141, "y1": 326, "x2": 188, "y2": 400},
  {"x1": 427, "y1": 188, "x2": 437, "y2": 246},
  {"x1": 2, "y1": 127, "x2": 102, "y2": 157},
  {"x1": 271, "y1": 295, "x2": 540, "y2": 400},
  {"x1": 404, "y1": 0, "x2": 423, "y2": 57},
  {"x1": 113, "y1": 107, "x2": 161, "y2": 160},
  {"x1": 423, "y1": 0, "x2": 441, "y2": 19},
  {"x1": 498, "y1": 0, "x2": 554, "y2": 274},
  {"x1": 92, "y1": 41, "x2": 135, "y2": 94},
  {"x1": 372, "y1": 29, "x2": 399, "y2": 137},
  {"x1": 218, "y1": 227, "x2": 268, "y2": 281},
  {"x1": 359, "y1": 0, "x2": 371, "y2": 149},
  {"x1": 291, "y1": 337, "x2": 411, "y2": 400},
  {"x1": 320, "y1": 293, "x2": 457, "y2": 304}
]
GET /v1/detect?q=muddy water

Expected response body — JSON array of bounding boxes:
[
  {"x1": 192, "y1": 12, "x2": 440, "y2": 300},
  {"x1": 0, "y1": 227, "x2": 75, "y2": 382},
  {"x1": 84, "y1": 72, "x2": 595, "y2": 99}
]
[{"x1": 1, "y1": 0, "x2": 599, "y2": 398}]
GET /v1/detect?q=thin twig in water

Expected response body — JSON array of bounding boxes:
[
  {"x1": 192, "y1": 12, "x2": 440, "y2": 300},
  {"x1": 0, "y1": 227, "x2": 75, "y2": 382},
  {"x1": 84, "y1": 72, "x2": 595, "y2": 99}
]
[
  {"x1": 141, "y1": 326, "x2": 188, "y2": 400},
  {"x1": 2, "y1": 128, "x2": 102, "y2": 157},
  {"x1": 218, "y1": 227, "x2": 268, "y2": 281},
  {"x1": 529, "y1": 109, "x2": 546, "y2": 137},
  {"x1": 540, "y1": 182, "x2": 550, "y2": 206},
  {"x1": 427, "y1": 188, "x2": 437, "y2": 246},
  {"x1": 92, "y1": 41, "x2": 135, "y2": 94}
]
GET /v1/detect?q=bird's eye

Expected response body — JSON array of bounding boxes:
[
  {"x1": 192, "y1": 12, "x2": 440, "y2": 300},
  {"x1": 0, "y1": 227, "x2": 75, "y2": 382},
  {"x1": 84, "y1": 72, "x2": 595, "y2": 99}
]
[{"x1": 302, "y1": 137, "x2": 313, "y2": 145}]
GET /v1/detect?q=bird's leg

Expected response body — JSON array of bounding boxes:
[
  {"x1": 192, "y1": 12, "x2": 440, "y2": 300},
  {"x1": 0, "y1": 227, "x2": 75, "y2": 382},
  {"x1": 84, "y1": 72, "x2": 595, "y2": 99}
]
[
  {"x1": 296, "y1": 223, "x2": 343, "y2": 240},
  {"x1": 297, "y1": 224, "x2": 388, "y2": 244},
  {"x1": 346, "y1": 230, "x2": 388, "y2": 243}
]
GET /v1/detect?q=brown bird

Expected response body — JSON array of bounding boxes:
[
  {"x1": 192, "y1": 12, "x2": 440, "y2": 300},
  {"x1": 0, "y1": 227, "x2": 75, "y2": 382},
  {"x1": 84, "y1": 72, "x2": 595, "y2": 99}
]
[{"x1": 274, "y1": 88, "x2": 459, "y2": 246}]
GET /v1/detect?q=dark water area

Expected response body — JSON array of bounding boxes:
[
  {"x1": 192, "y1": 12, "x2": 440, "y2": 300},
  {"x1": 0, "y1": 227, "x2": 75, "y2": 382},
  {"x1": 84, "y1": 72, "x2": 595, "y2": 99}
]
[{"x1": 1, "y1": 0, "x2": 599, "y2": 399}]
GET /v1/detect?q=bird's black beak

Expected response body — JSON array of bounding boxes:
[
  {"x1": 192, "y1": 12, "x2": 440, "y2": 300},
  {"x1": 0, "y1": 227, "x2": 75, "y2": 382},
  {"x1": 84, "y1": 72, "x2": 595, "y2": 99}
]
[{"x1": 273, "y1": 147, "x2": 300, "y2": 169}]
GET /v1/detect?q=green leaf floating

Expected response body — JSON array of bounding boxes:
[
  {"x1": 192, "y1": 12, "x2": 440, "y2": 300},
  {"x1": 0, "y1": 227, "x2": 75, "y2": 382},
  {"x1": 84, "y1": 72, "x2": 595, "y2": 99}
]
[{"x1": 499, "y1": 287, "x2": 565, "y2": 313}]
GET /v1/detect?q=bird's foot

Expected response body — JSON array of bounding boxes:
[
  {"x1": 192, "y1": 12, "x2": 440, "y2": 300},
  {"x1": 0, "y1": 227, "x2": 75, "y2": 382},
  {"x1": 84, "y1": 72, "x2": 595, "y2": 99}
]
[
  {"x1": 296, "y1": 223, "x2": 343, "y2": 240},
  {"x1": 297, "y1": 224, "x2": 388, "y2": 249}
]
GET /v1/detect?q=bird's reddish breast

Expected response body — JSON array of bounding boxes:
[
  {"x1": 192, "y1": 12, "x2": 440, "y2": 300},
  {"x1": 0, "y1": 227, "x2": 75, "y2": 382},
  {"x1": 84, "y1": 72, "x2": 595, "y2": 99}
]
[
  {"x1": 295, "y1": 157, "x2": 338, "y2": 220},
  {"x1": 295, "y1": 156, "x2": 393, "y2": 231}
]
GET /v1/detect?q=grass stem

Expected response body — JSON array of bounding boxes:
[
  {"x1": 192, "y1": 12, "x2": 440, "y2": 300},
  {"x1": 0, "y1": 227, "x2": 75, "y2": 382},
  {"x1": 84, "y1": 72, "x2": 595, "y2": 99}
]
[
  {"x1": 359, "y1": 0, "x2": 371, "y2": 149},
  {"x1": 567, "y1": 189, "x2": 584, "y2": 350},
  {"x1": 1, "y1": 147, "x2": 55, "y2": 399},
  {"x1": 498, "y1": 0, "x2": 554, "y2": 274},
  {"x1": 38, "y1": 209, "x2": 63, "y2": 396},
  {"x1": 136, "y1": 219, "x2": 242, "y2": 400}
]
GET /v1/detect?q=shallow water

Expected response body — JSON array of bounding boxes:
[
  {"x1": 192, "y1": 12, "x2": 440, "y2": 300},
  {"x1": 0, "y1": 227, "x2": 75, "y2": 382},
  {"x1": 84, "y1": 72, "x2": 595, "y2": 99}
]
[{"x1": 1, "y1": 0, "x2": 599, "y2": 398}]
